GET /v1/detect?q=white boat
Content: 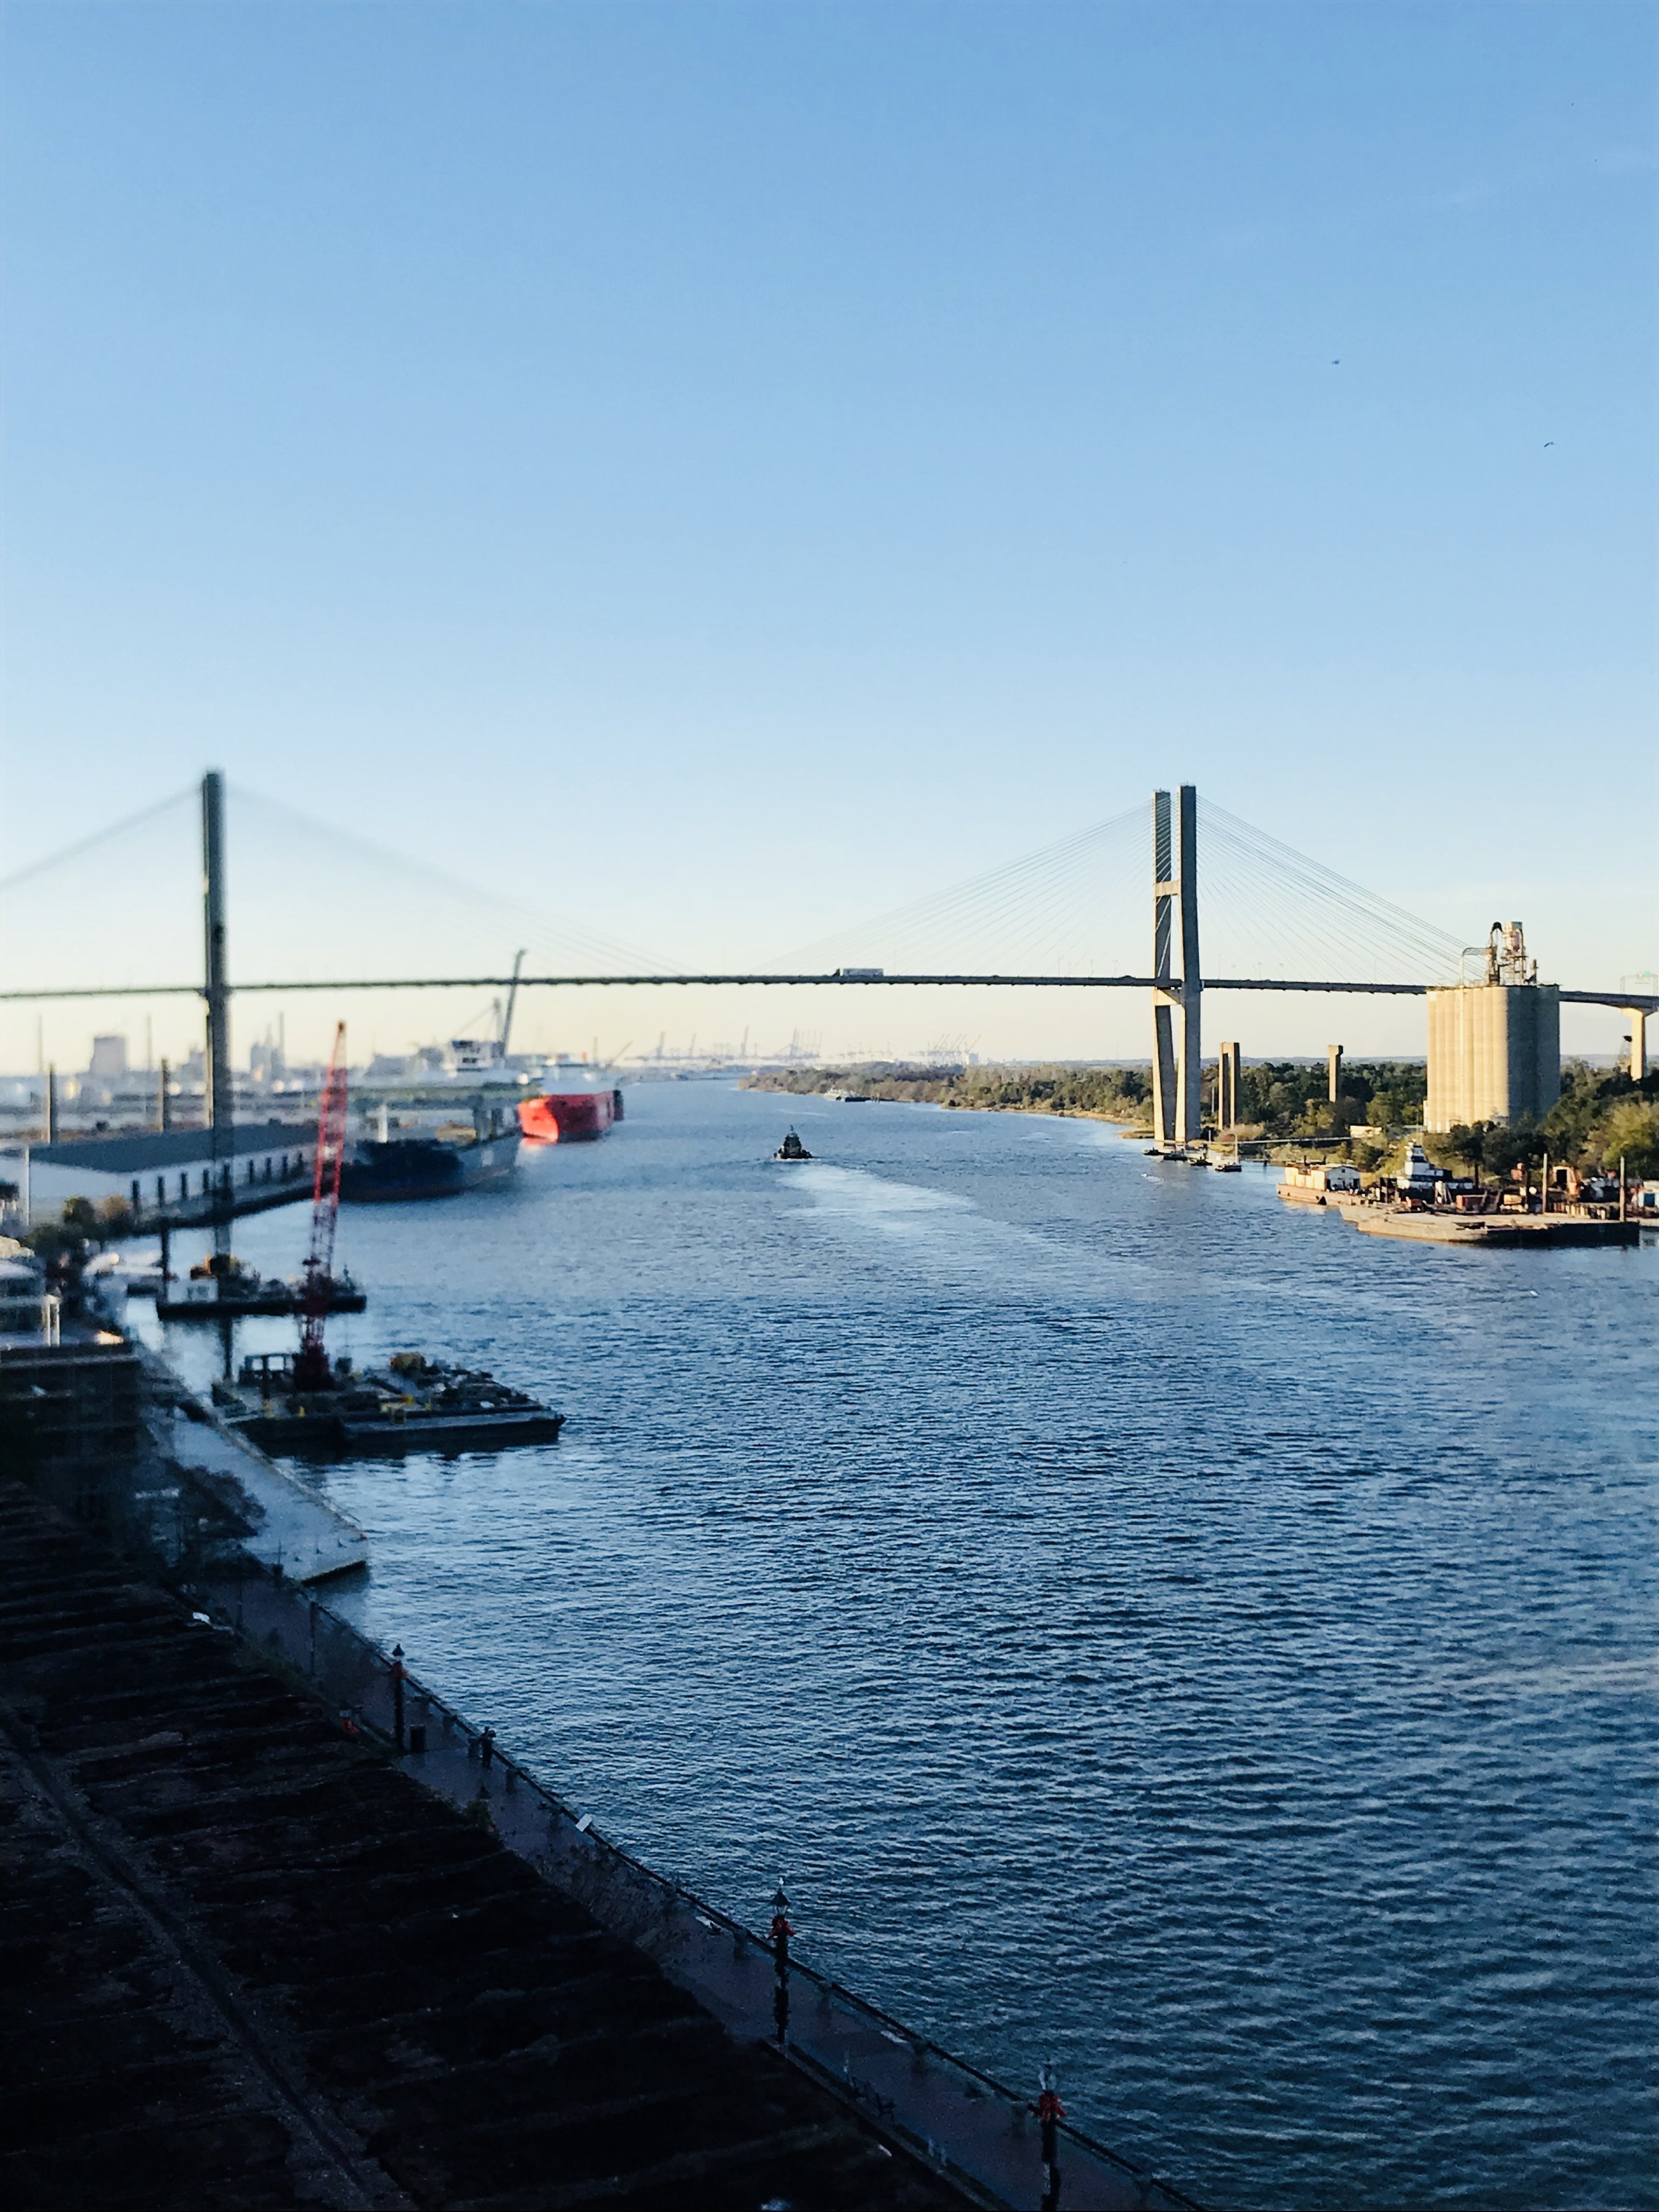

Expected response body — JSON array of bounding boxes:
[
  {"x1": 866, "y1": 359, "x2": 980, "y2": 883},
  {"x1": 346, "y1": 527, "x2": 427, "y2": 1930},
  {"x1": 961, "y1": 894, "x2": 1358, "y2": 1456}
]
[
  {"x1": 1395, "y1": 1143, "x2": 1447, "y2": 1199},
  {"x1": 83, "y1": 1248, "x2": 168, "y2": 1297}
]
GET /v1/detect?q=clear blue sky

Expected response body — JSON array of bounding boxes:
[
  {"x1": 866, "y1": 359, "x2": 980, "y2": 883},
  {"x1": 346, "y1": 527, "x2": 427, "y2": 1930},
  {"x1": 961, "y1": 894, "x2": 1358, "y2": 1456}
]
[{"x1": 1, "y1": 1, "x2": 1653, "y2": 1065}]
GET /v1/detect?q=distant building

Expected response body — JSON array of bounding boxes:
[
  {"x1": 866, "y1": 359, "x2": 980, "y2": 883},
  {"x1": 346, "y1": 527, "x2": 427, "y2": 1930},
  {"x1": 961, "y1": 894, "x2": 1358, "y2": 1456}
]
[
  {"x1": 1425, "y1": 922, "x2": 1559, "y2": 1131},
  {"x1": 88, "y1": 1035, "x2": 129, "y2": 1080}
]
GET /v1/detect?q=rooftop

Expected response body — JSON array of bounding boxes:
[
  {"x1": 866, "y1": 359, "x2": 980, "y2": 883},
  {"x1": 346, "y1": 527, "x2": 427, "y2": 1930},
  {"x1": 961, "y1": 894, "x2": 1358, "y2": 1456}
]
[{"x1": 21, "y1": 1121, "x2": 314, "y2": 1175}]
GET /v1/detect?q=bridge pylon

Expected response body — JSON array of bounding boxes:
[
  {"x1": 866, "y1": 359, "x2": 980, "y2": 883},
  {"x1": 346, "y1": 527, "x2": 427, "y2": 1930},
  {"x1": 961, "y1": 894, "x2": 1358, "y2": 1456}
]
[
  {"x1": 202, "y1": 770, "x2": 233, "y2": 1262},
  {"x1": 1150, "y1": 786, "x2": 1201, "y2": 1145}
]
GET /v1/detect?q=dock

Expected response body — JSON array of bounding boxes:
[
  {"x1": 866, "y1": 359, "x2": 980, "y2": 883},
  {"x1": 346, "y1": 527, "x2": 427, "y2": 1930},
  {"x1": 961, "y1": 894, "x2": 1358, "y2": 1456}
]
[{"x1": 1343, "y1": 1207, "x2": 1640, "y2": 1248}]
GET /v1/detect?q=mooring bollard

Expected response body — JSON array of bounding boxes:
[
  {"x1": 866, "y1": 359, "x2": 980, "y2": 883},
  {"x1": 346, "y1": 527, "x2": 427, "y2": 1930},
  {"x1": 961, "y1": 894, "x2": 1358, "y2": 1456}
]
[
  {"x1": 1035, "y1": 2063, "x2": 1065, "y2": 2212},
  {"x1": 480, "y1": 1726, "x2": 496, "y2": 1771},
  {"x1": 390, "y1": 1644, "x2": 407, "y2": 1751},
  {"x1": 770, "y1": 1881, "x2": 792, "y2": 2047}
]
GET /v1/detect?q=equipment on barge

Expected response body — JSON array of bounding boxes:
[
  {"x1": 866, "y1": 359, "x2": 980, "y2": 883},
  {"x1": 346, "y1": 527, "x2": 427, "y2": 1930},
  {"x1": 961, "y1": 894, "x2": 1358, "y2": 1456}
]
[{"x1": 156, "y1": 1254, "x2": 366, "y2": 1321}]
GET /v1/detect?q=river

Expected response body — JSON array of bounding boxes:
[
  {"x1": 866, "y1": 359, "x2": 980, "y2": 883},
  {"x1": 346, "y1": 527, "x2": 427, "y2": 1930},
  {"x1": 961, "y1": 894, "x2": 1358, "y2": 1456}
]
[{"x1": 146, "y1": 1078, "x2": 1658, "y2": 2209}]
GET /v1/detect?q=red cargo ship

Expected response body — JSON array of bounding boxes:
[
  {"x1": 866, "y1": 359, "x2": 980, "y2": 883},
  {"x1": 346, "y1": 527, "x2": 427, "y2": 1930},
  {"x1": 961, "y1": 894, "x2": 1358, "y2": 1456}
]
[{"x1": 518, "y1": 1088, "x2": 624, "y2": 1143}]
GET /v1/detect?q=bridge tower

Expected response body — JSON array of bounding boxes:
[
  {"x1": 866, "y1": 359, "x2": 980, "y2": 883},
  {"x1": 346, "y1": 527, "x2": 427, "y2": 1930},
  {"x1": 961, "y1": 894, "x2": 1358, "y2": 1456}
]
[
  {"x1": 201, "y1": 770, "x2": 232, "y2": 1261},
  {"x1": 1150, "y1": 786, "x2": 1201, "y2": 1145}
]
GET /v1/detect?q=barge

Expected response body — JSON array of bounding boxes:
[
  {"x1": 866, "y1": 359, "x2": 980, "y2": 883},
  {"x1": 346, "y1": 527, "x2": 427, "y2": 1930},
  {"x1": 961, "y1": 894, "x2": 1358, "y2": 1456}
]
[
  {"x1": 156, "y1": 1256, "x2": 366, "y2": 1321},
  {"x1": 218, "y1": 1349, "x2": 563, "y2": 1455}
]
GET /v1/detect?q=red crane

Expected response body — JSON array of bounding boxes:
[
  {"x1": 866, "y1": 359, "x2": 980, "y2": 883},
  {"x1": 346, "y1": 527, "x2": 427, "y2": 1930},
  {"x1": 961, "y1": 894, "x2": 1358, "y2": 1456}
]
[{"x1": 294, "y1": 1023, "x2": 349, "y2": 1392}]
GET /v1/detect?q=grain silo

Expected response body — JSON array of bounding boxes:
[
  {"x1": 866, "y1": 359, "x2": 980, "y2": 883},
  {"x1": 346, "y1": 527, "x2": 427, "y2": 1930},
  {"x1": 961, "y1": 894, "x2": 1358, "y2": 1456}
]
[{"x1": 1425, "y1": 922, "x2": 1559, "y2": 1130}]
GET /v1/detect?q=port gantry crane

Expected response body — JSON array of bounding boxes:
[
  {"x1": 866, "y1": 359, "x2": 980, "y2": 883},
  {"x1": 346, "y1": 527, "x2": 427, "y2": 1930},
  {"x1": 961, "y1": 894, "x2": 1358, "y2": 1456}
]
[{"x1": 294, "y1": 1023, "x2": 348, "y2": 1391}]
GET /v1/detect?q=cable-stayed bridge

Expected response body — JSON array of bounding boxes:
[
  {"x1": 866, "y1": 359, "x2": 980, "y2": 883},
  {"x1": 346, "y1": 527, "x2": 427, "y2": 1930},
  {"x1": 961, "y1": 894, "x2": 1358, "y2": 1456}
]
[{"x1": 2, "y1": 774, "x2": 1652, "y2": 1150}]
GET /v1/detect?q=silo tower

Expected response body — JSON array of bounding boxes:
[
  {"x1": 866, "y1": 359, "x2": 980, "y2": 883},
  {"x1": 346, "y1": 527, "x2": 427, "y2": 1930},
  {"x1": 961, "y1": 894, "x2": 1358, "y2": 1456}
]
[{"x1": 1425, "y1": 922, "x2": 1560, "y2": 1131}]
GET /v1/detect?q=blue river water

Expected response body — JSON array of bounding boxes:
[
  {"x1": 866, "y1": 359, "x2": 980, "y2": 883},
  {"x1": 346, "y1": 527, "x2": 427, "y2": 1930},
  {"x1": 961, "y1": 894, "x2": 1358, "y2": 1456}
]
[{"x1": 149, "y1": 1080, "x2": 1657, "y2": 2209}]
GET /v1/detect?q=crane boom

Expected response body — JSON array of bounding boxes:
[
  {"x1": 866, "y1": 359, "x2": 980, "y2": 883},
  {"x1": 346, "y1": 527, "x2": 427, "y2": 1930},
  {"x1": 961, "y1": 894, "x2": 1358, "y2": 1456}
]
[{"x1": 295, "y1": 1023, "x2": 348, "y2": 1390}]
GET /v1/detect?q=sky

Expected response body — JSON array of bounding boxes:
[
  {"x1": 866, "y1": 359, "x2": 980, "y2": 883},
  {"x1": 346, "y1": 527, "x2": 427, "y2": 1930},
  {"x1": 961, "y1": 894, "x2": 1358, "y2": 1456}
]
[{"x1": 1, "y1": 0, "x2": 1654, "y2": 1068}]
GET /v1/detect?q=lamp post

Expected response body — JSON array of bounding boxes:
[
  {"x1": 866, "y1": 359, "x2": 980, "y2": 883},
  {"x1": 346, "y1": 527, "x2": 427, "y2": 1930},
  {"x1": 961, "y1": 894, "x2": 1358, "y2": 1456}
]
[
  {"x1": 1035, "y1": 2063, "x2": 1065, "y2": 2212},
  {"x1": 770, "y1": 1881, "x2": 792, "y2": 2047}
]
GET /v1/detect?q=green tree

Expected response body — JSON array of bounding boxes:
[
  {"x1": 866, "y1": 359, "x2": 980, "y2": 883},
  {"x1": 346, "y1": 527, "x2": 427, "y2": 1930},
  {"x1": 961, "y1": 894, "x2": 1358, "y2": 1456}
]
[
  {"x1": 1441, "y1": 1122, "x2": 1493, "y2": 1178},
  {"x1": 1591, "y1": 1100, "x2": 1659, "y2": 1178}
]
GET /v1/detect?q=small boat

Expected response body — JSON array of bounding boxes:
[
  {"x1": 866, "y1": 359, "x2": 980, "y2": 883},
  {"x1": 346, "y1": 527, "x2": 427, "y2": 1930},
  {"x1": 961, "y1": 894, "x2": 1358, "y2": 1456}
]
[
  {"x1": 772, "y1": 1130, "x2": 813, "y2": 1161},
  {"x1": 82, "y1": 1249, "x2": 168, "y2": 1297}
]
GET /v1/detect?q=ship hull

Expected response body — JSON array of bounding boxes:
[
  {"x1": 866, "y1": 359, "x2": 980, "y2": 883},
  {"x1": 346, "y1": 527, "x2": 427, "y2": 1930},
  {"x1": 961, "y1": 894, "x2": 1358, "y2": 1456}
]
[
  {"x1": 518, "y1": 1088, "x2": 623, "y2": 1143},
  {"x1": 240, "y1": 1406, "x2": 564, "y2": 1455},
  {"x1": 341, "y1": 1132, "x2": 520, "y2": 1203}
]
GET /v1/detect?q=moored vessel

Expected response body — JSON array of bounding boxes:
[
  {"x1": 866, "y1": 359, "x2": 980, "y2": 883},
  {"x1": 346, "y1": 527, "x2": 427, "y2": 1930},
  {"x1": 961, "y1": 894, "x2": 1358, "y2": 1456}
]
[
  {"x1": 157, "y1": 1254, "x2": 366, "y2": 1321},
  {"x1": 219, "y1": 1349, "x2": 564, "y2": 1455},
  {"x1": 518, "y1": 1087, "x2": 624, "y2": 1143},
  {"x1": 342, "y1": 1102, "x2": 520, "y2": 1202}
]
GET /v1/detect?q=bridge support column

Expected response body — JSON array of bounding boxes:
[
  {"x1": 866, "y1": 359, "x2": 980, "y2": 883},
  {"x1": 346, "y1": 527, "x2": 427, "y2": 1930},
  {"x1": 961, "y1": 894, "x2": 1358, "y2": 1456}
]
[
  {"x1": 1624, "y1": 1008, "x2": 1647, "y2": 1082},
  {"x1": 1218, "y1": 1042, "x2": 1240, "y2": 1130},
  {"x1": 1175, "y1": 784, "x2": 1201, "y2": 1145},
  {"x1": 1328, "y1": 1044, "x2": 1344, "y2": 1104},
  {"x1": 1151, "y1": 785, "x2": 1202, "y2": 1147}
]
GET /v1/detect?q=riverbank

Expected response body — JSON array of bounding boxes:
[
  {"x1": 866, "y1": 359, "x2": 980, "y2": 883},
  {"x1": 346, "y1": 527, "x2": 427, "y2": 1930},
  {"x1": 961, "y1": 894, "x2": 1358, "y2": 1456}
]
[{"x1": 743, "y1": 1063, "x2": 1149, "y2": 1125}]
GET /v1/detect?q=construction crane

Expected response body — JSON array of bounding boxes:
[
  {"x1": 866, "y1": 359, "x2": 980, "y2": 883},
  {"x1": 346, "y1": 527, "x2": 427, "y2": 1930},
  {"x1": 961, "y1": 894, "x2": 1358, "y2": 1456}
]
[{"x1": 294, "y1": 1023, "x2": 349, "y2": 1391}]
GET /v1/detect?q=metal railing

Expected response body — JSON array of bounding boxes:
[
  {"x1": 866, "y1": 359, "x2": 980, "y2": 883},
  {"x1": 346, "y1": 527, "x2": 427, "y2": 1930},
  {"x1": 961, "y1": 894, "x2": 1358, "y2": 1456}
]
[{"x1": 197, "y1": 1557, "x2": 1200, "y2": 2212}]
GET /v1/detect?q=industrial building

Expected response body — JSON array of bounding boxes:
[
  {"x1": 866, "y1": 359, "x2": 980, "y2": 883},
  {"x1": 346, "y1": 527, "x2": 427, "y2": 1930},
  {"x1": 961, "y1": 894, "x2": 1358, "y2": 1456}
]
[{"x1": 1425, "y1": 922, "x2": 1560, "y2": 1131}]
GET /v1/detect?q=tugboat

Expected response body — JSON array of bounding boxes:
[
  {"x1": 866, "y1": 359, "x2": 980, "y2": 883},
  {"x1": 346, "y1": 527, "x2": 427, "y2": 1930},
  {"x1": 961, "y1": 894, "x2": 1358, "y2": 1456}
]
[
  {"x1": 772, "y1": 1129, "x2": 813, "y2": 1161},
  {"x1": 218, "y1": 1350, "x2": 564, "y2": 1455}
]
